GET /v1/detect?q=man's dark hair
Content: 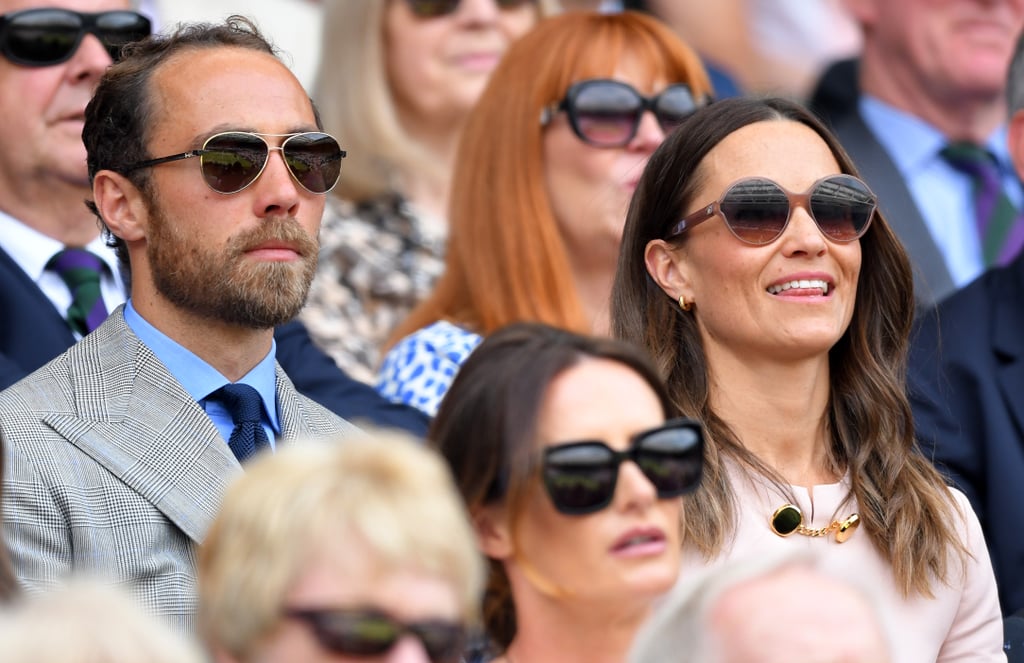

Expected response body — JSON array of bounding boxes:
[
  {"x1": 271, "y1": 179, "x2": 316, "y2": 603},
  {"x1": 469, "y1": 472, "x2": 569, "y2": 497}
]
[{"x1": 82, "y1": 16, "x2": 288, "y2": 269}]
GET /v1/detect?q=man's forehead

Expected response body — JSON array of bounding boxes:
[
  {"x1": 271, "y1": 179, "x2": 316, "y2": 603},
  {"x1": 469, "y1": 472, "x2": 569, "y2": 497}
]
[
  {"x1": 0, "y1": 0, "x2": 132, "y2": 14},
  {"x1": 145, "y1": 47, "x2": 316, "y2": 144}
]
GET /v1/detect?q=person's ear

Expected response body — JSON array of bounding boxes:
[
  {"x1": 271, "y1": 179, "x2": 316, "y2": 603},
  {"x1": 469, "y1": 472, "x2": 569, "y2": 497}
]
[
  {"x1": 645, "y1": 239, "x2": 695, "y2": 309},
  {"x1": 92, "y1": 170, "x2": 150, "y2": 244},
  {"x1": 473, "y1": 505, "x2": 513, "y2": 561},
  {"x1": 1008, "y1": 109, "x2": 1024, "y2": 182}
]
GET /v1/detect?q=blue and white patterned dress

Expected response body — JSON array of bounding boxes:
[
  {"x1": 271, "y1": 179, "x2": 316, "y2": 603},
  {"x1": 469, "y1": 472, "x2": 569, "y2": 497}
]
[{"x1": 376, "y1": 320, "x2": 482, "y2": 417}]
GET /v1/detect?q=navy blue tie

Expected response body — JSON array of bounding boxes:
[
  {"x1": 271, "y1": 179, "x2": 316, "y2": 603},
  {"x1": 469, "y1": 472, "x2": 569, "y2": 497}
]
[{"x1": 211, "y1": 383, "x2": 270, "y2": 462}]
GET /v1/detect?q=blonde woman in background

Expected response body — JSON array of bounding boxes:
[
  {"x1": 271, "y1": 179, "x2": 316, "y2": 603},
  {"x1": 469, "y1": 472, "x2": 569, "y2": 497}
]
[
  {"x1": 301, "y1": 0, "x2": 554, "y2": 383},
  {"x1": 199, "y1": 433, "x2": 484, "y2": 663},
  {"x1": 0, "y1": 581, "x2": 206, "y2": 663}
]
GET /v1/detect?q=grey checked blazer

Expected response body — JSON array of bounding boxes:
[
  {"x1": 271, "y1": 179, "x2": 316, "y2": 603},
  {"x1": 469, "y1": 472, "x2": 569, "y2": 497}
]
[{"x1": 0, "y1": 308, "x2": 358, "y2": 631}]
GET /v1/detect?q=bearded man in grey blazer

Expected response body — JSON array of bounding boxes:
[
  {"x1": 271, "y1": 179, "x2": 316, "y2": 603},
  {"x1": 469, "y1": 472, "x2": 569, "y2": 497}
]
[{"x1": 0, "y1": 16, "x2": 357, "y2": 630}]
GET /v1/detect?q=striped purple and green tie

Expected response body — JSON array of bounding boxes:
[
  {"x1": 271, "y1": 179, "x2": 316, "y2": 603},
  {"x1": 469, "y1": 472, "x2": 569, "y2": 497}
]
[
  {"x1": 46, "y1": 248, "x2": 109, "y2": 336},
  {"x1": 941, "y1": 142, "x2": 1024, "y2": 267}
]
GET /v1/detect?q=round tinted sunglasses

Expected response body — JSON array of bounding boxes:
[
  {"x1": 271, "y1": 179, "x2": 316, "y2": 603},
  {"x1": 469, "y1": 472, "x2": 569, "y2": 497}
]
[
  {"x1": 666, "y1": 174, "x2": 877, "y2": 245},
  {"x1": 0, "y1": 9, "x2": 151, "y2": 67},
  {"x1": 405, "y1": 0, "x2": 535, "y2": 18},
  {"x1": 542, "y1": 417, "x2": 704, "y2": 516},
  {"x1": 541, "y1": 79, "x2": 711, "y2": 148},
  {"x1": 122, "y1": 131, "x2": 346, "y2": 195},
  {"x1": 285, "y1": 607, "x2": 465, "y2": 663}
]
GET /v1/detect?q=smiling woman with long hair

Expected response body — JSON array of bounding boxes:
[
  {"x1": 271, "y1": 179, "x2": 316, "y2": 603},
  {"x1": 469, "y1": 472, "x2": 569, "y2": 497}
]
[{"x1": 612, "y1": 96, "x2": 1003, "y2": 662}]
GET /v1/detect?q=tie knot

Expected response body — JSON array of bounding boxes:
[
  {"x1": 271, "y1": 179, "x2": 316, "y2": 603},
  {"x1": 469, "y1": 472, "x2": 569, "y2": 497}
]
[
  {"x1": 940, "y1": 142, "x2": 1000, "y2": 178},
  {"x1": 211, "y1": 383, "x2": 264, "y2": 425}
]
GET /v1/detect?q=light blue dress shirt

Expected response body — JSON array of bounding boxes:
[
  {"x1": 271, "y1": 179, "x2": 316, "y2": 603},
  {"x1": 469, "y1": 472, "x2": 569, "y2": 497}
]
[
  {"x1": 860, "y1": 95, "x2": 1021, "y2": 286},
  {"x1": 123, "y1": 300, "x2": 280, "y2": 450}
]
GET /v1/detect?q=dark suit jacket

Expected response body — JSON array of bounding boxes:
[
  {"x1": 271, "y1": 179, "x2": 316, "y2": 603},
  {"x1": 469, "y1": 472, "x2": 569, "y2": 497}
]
[
  {"x1": 829, "y1": 108, "x2": 958, "y2": 306},
  {"x1": 0, "y1": 246, "x2": 429, "y2": 436},
  {"x1": 908, "y1": 252, "x2": 1024, "y2": 615}
]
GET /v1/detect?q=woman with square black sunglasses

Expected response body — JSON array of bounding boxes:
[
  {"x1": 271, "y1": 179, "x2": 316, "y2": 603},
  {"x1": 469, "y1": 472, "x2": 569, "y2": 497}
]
[
  {"x1": 612, "y1": 96, "x2": 1004, "y2": 662},
  {"x1": 430, "y1": 322, "x2": 704, "y2": 663}
]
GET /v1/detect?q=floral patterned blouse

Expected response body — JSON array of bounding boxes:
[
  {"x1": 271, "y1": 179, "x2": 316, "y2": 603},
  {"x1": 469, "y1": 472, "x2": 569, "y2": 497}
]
[{"x1": 300, "y1": 194, "x2": 447, "y2": 384}]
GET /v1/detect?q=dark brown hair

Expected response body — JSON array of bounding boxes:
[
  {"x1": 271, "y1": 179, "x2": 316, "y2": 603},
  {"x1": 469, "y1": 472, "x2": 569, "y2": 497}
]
[
  {"x1": 611, "y1": 96, "x2": 967, "y2": 597},
  {"x1": 429, "y1": 322, "x2": 675, "y2": 648}
]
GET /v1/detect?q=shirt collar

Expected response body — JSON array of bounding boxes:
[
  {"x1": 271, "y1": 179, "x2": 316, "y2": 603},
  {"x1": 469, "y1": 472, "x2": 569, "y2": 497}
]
[
  {"x1": 123, "y1": 299, "x2": 281, "y2": 432},
  {"x1": 0, "y1": 210, "x2": 122, "y2": 284},
  {"x1": 860, "y1": 94, "x2": 1014, "y2": 176}
]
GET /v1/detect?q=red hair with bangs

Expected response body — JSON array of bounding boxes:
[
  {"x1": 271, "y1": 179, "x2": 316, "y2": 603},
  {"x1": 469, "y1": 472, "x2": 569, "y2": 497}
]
[{"x1": 385, "y1": 10, "x2": 712, "y2": 348}]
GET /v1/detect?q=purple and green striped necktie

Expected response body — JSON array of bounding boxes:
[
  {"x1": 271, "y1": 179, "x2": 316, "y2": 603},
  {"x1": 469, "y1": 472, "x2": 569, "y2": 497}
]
[
  {"x1": 940, "y1": 142, "x2": 1024, "y2": 267},
  {"x1": 46, "y1": 248, "x2": 109, "y2": 336}
]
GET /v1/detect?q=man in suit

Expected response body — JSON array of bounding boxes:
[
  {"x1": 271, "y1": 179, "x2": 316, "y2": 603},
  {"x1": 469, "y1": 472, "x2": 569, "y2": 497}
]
[
  {"x1": 908, "y1": 28, "x2": 1024, "y2": 616},
  {"x1": 816, "y1": 0, "x2": 1024, "y2": 307},
  {"x1": 0, "y1": 0, "x2": 428, "y2": 436},
  {"x1": 0, "y1": 15, "x2": 358, "y2": 628}
]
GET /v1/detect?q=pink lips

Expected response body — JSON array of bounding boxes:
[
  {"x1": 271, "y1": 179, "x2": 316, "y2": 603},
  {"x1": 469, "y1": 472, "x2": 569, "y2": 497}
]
[
  {"x1": 246, "y1": 241, "x2": 301, "y2": 262},
  {"x1": 453, "y1": 51, "x2": 501, "y2": 72},
  {"x1": 766, "y1": 273, "x2": 834, "y2": 299},
  {"x1": 609, "y1": 527, "x2": 668, "y2": 558}
]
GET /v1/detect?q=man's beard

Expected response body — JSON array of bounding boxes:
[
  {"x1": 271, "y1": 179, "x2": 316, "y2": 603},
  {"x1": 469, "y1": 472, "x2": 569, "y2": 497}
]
[{"x1": 147, "y1": 202, "x2": 319, "y2": 330}]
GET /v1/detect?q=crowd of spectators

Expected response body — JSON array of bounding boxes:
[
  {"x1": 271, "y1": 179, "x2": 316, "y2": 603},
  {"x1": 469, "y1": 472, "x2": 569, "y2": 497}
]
[{"x1": 0, "y1": 1, "x2": 1022, "y2": 661}]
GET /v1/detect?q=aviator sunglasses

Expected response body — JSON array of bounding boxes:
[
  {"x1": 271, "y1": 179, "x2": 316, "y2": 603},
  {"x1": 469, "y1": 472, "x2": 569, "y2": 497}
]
[
  {"x1": 541, "y1": 78, "x2": 711, "y2": 148},
  {"x1": 0, "y1": 9, "x2": 151, "y2": 67},
  {"x1": 542, "y1": 418, "x2": 704, "y2": 516},
  {"x1": 405, "y1": 0, "x2": 535, "y2": 18},
  {"x1": 285, "y1": 607, "x2": 465, "y2": 663},
  {"x1": 666, "y1": 174, "x2": 877, "y2": 245},
  {"x1": 122, "y1": 132, "x2": 346, "y2": 195}
]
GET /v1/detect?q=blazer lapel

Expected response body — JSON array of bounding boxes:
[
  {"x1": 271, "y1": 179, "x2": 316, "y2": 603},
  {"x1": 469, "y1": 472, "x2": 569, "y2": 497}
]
[
  {"x1": 274, "y1": 364, "x2": 360, "y2": 442},
  {"x1": 834, "y1": 111, "x2": 957, "y2": 306},
  {"x1": 42, "y1": 310, "x2": 240, "y2": 543}
]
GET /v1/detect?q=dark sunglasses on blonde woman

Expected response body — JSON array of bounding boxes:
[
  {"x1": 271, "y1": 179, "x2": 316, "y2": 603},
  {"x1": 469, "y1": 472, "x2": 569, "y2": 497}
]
[
  {"x1": 542, "y1": 418, "x2": 704, "y2": 515},
  {"x1": 666, "y1": 175, "x2": 877, "y2": 245},
  {"x1": 0, "y1": 8, "x2": 151, "y2": 66},
  {"x1": 541, "y1": 79, "x2": 712, "y2": 148},
  {"x1": 404, "y1": 0, "x2": 536, "y2": 18},
  {"x1": 285, "y1": 607, "x2": 466, "y2": 663},
  {"x1": 122, "y1": 132, "x2": 346, "y2": 195}
]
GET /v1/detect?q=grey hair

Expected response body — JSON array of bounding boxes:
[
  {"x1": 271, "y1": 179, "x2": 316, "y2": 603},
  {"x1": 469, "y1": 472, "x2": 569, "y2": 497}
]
[{"x1": 627, "y1": 549, "x2": 894, "y2": 663}]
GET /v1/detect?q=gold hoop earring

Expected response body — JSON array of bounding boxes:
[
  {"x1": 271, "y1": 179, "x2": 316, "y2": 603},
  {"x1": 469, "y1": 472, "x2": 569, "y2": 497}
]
[{"x1": 678, "y1": 295, "x2": 692, "y2": 312}]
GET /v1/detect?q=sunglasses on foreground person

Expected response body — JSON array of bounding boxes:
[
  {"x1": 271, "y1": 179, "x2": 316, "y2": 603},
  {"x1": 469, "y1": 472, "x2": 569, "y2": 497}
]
[{"x1": 429, "y1": 322, "x2": 704, "y2": 663}]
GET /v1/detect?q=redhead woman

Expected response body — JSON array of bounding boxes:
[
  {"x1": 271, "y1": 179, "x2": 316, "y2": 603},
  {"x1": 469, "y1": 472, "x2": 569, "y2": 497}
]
[
  {"x1": 377, "y1": 10, "x2": 712, "y2": 416},
  {"x1": 430, "y1": 322, "x2": 703, "y2": 663},
  {"x1": 612, "y1": 96, "x2": 1004, "y2": 662},
  {"x1": 300, "y1": 0, "x2": 554, "y2": 383}
]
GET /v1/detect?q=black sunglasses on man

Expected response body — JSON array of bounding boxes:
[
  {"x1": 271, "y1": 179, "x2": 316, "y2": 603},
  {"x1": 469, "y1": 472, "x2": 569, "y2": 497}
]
[{"x1": 0, "y1": 8, "x2": 151, "y2": 67}]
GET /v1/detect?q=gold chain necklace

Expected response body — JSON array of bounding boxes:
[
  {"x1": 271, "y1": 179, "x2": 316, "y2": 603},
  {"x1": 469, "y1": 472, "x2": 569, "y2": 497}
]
[{"x1": 770, "y1": 503, "x2": 860, "y2": 543}]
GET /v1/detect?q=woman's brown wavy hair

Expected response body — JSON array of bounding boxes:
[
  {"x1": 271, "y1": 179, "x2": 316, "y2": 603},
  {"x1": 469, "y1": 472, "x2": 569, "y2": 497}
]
[
  {"x1": 611, "y1": 96, "x2": 968, "y2": 598},
  {"x1": 385, "y1": 10, "x2": 712, "y2": 350}
]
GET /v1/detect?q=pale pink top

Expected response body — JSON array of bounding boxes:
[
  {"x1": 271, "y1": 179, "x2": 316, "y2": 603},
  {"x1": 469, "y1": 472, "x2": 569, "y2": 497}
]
[{"x1": 680, "y1": 466, "x2": 1006, "y2": 663}]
